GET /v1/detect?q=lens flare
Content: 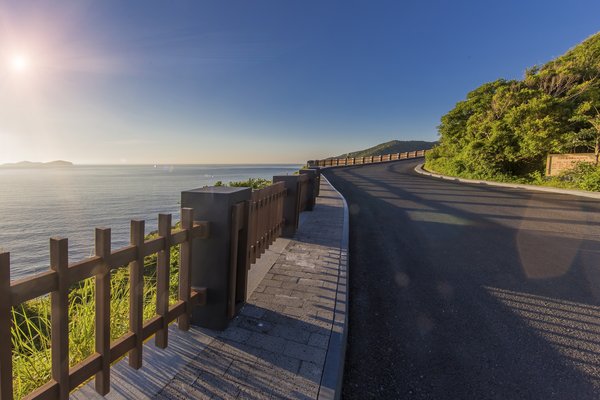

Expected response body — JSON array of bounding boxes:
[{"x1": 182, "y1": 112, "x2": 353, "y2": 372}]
[{"x1": 9, "y1": 54, "x2": 31, "y2": 73}]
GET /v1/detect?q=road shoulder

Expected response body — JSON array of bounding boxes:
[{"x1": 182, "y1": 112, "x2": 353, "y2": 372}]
[{"x1": 415, "y1": 163, "x2": 600, "y2": 199}]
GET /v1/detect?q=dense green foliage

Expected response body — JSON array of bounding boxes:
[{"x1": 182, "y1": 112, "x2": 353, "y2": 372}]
[
  {"x1": 335, "y1": 140, "x2": 437, "y2": 159},
  {"x1": 427, "y1": 32, "x2": 600, "y2": 188},
  {"x1": 214, "y1": 177, "x2": 272, "y2": 189},
  {"x1": 557, "y1": 162, "x2": 600, "y2": 191}
]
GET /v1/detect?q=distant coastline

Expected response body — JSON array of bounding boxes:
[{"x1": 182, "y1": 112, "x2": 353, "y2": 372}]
[{"x1": 0, "y1": 160, "x2": 73, "y2": 168}]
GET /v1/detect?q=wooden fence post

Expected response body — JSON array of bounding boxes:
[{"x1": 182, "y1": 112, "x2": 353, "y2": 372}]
[
  {"x1": 129, "y1": 220, "x2": 145, "y2": 369},
  {"x1": 50, "y1": 238, "x2": 70, "y2": 400},
  {"x1": 273, "y1": 174, "x2": 306, "y2": 237},
  {"x1": 178, "y1": 209, "x2": 193, "y2": 331},
  {"x1": 228, "y1": 203, "x2": 247, "y2": 318},
  {"x1": 0, "y1": 253, "x2": 12, "y2": 400},
  {"x1": 95, "y1": 228, "x2": 111, "y2": 395},
  {"x1": 156, "y1": 214, "x2": 172, "y2": 349}
]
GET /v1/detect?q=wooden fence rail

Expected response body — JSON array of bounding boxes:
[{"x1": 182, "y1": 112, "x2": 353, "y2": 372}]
[
  {"x1": 308, "y1": 149, "x2": 429, "y2": 167},
  {"x1": 0, "y1": 208, "x2": 209, "y2": 400}
]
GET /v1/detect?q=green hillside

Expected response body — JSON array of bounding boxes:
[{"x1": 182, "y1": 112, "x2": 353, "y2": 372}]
[
  {"x1": 426, "y1": 32, "x2": 600, "y2": 190},
  {"x1": 334, "y1": 140, "x2": 436, "y2": 159}
]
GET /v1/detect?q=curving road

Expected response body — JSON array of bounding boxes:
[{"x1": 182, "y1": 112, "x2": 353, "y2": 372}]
[{"x1": 324, "y1": 159, "x2": 600, "y2": 400}]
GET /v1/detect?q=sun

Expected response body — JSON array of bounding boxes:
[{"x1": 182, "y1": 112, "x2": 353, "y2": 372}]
[{"x1": 9, "y1": 54, "x2": 31, "y2": 73}]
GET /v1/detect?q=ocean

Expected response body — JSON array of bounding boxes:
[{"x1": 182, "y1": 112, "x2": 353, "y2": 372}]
[{"x1": 0, "y1": 164, "x2": 301, "y2": 278}]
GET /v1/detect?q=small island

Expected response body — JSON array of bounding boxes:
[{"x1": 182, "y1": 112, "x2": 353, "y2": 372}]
[{"x1": 0, "y1": 160, "x2": 73, "y2": 168}]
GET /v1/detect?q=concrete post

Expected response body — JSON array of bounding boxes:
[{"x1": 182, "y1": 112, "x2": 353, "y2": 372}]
[
  {"x1": 273, "y1": 174, "x2": 308, "y2": 237},
  {"x1": 300, "y1": 169, "x2": 318, "y2": 211},
  {"x1": 181, "y1": 186, "x2": 251, "y2": 330}
]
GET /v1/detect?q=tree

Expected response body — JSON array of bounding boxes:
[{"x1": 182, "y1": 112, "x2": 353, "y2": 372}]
[
  {"x1": 427, "y1": 32, "x2": 600, "y2": 178},
  {"x1": 570, "y1": 101, "x2": 600, "y2": 164}
]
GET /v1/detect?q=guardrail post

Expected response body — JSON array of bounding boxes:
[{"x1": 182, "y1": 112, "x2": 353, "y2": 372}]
[
  {"x1": 95, "y1": 228, "x2": 111, "y2": 395},
  {"x1": 156, "y1": 214, "x2": 172, "y2": 349},
  {"x1": 273, "y1": 174, "x2": 308, "y2": 237},
  {"x1": 181, "y1": 186, "x2": 251, "y2": 330},
  {"x1": 129, "y1": 220, "x2": 145, "y2": 369},
  {"x1": 50, "y1": 238, "x2": 69, "y2": 400},
  {"x1": 299, "y1": 169, "x2": 318, "y2": 211}
]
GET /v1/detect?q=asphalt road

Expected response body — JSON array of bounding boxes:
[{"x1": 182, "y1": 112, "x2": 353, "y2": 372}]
[{"x1": 324, "y1": 160, "x2": 600, "y2": 400}]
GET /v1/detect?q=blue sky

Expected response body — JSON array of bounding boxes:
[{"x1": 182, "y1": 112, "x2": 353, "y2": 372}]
[{"x1": 0, "y1": 1, "x2": 599, "y2": 164}]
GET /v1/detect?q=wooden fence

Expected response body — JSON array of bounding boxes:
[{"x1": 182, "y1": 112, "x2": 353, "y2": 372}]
[
  {"x1": 0, "y1": 208, "x2": 209, "y2": 400},
  {"x1": 226, "y1": 181, "x2": 289, "y2": 319},
  {"x1": 309, "y1": 149, "x2": 428, "y2": 167},
  {"x1": 246, "y1": 181, "x2": 286, "y2": 267},
  {"x1": 1, "y1": 170, "x2": 321, "y2": 400}
]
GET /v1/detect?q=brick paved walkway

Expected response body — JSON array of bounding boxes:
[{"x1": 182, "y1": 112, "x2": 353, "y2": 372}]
[{"x1": 156, "y1": 178, "x2": 346, "y2": 400}]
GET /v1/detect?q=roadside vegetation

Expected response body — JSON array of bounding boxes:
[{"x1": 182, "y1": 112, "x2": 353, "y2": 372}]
[
  {"x1": 214, "y1": 177, "x2": 272, "y2": 189},
  {"x1": 11, "y1": 230, "x2": 182, "y2": 399},
  {"x1": 426, "y1": 32, "x2": 600, "y2": 191}
]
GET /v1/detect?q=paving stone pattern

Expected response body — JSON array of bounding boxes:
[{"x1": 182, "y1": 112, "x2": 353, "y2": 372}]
[{"x1": 156, "y1": 181, "x2": 345, "y2": 400}]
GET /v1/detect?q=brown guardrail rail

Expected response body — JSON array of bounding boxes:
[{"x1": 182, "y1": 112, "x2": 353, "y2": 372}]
[{"x1": 308, "y1": 149, "x2": 429, "y2": 168}]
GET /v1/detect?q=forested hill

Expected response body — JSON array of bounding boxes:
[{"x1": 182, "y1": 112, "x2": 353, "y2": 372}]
[
  {"x1": 334, "y1": 140, "x2": 436, "y2": 159},
  {"x1": 427, "y1": 32, "x2": 600, "y2": 180}
]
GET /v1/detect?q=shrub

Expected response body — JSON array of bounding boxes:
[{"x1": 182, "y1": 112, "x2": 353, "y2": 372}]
[{"x1": 559, "y1": 162, "x2": 600, "y2": 191}]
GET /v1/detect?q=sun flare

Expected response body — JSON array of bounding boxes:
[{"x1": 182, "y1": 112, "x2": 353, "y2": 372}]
[{"x1": 9, "y1": 54, "x2": 31, "y2": 73}]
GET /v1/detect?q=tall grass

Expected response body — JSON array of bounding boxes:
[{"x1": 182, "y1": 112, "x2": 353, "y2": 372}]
[{"x1": 10, "y1": 231, "x2": 181, "y2": 399}]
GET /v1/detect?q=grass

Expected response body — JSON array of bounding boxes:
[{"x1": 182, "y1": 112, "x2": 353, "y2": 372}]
[{"x1": 10, "y1": 229, "x2": 181, "y2": 399}]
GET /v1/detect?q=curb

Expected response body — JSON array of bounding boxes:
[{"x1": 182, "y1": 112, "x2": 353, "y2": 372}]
[
  {"x1": 317, "y1": 175, "x2": 350, "y2": 400},
  {"x1": 414, "y1": 163, "x2": 600, "y2": 200}
]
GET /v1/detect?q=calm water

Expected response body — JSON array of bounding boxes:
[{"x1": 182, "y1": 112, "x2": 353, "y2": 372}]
[{"x1": 0, "y1": 164, "x2": 301, "y2": 278}]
